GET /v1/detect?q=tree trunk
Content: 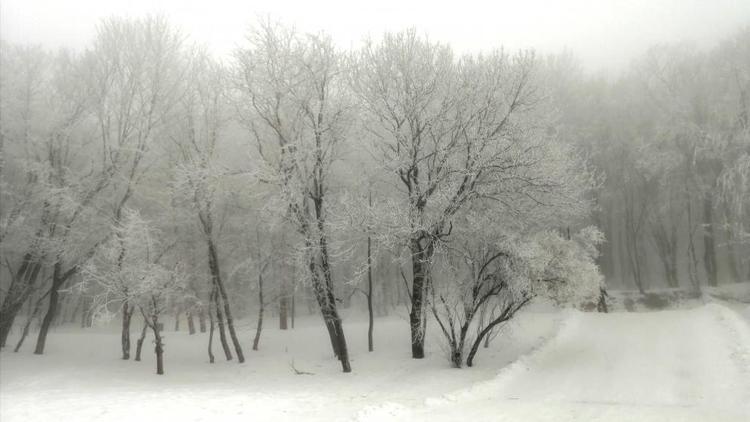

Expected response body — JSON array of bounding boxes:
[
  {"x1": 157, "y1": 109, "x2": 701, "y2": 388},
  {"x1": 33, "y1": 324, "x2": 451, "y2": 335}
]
[
  {"x1": 253, "y1": 272, "x2": 264, "y2": 351},
  {"x1": 309, "y1": 235, "x2": 351, "y2": 373},
  {"x1": 211, "y1": 287, "x2": 232, "y2": 361},
  {"x1": 208, "y1": 239, "x2": 244, "y2": 363},
  {"x1": 291, "y1": 291, "x2": 295, "y2": 329},
  {"x1": 121, "y1": 302, "x2": 134, "y2": 360},
  {"x1": 686, "y1": 196, "x2": 703, "y2": 292},
  {"x1": 0, "y1": 259, "x2": 43, "y2": 347},
  {"x1": 207, "y1": 300, "x2": 216, "y2": 364},
  {"x1": 723, "y1": 203, "x2": 742, "y2": 283},
  {"x1": 34, "y1": 263, "x2": 70, "y2": 355},
  {"x1": 279, "y1": 295, "x2": 288, "y2": 330},
  {"x1": 174, "y1": 309, "x2": 180, "y2": 331},
  {"x1": 33, "y1": 288, "x2": 59, "y2": 355},
  {"x1": 409, "y1": 240, "x2": 430, "y2": 359},
  {"x1": 703, "y1": 193, "x2": 718, "y2": 287},
  {"x1": 135, "y1": 320, "x2": 148, "y2": 361},
  {"x1": 187, "y1": 312, "x2": 196, "y2": 335},
  {"x1": 198, "y1": 308, "x2": 207, "y2": 333},
  {"x1": 150, "y1": 317, "x2": 164, "y2": 375},
  {"x1": 14, "y1": 289, "x2": 50, "y2": 352},
  {"x1": 367, "y1": 234, "x2": 374, "y2": 352},
  {"x1": 466, "y1": 298, "x2": 531, "y2": 367}
]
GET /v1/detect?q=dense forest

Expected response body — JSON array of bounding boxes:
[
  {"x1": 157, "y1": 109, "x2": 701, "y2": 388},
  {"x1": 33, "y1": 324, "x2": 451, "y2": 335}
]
[{"x1": 1, "y1": 16, "x2": 749, "y2": 375}]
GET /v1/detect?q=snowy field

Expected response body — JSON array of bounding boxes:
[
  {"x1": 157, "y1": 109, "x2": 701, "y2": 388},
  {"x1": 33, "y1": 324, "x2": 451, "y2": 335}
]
[{"x1": 2, "y1": 302, "x2": 749, "y2": 421}]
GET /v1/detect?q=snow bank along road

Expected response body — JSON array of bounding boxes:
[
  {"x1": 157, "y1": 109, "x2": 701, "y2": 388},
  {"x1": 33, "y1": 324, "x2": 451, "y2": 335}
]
[{"x1": 360, "y1": 303, "x2": 750, "y2": 421}]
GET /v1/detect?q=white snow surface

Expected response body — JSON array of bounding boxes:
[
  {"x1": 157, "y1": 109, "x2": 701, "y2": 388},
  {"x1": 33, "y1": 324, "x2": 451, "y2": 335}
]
[{"x1": 2, "y1": 303, "x2": 750, "y2": 421}]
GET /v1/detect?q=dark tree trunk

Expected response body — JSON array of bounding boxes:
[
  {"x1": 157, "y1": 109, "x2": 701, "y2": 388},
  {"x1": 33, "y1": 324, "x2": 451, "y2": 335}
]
[
  {"x1": 279, "y1": 295, "x2": 288, "y2": 330},
  {"x1": 150, "y1": 317, "x2": 164, "y2": 375},
  {"x1": 198, "y1": 308, "x2": 207, "y2": 333},
  {"x1": 207, "y1": 299, "x2": 216, "y2": 363},
  {"x1": 466, "y1": 298, "x2": 531, "y2": 367},
  {"x1": 308, "y1": 236, "x2": 351, "y2": 372},
  {"x1": 291, "y1": 291, "x2": 295, "y2": 329},
  {"x1": 14, "y1": 289, "x2": 50, "y2": 352},
  {"x1": 121, "y1": 302, "x2": 134, "y2": 360},
  {"x1": 211, "y1": 287, "x2": 232, "y2": 361},
  {"x1": 723, "y1": 203, "x2": 742, "y2": 283},
  {"x1": 135, "y1": 320, "x2": 148, "y2": 361},
  {"x1": 652, "y1": 217, "x2": 679, "y2": 289},
  {"x1": 409, "y1": 240, "x2": 431, "y2": 359},
  {"x1": 207, "y1": 239, "x2": 244, "y2": 363},
  {"x1": 367, "y1": 233, "x2": 374, "y2": 352},
  {"x1": 703, "y1": 193, "x2": 718, "y2": 287},
  {"x1": 33, "y1": 289, "x2": 59, "y2": 355},
  {"x1": 174, "y1": 309, "x2": 181, "y2": 331},
  {"x1": 34, "y1": 262, "x2": 72, "y2": 355},
  {"x1": 187, "y1": 312, "x2": 196, "y2": 335},
  {"x1": 252, "y1": 272, "x2": 264, "y2": 351},
  {"x1": 0, "y1": 259, "x2": 43, "y2": 347}
]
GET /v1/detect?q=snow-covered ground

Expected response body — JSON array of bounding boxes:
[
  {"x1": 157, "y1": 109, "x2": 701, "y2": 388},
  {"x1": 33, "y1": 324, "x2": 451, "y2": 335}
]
[
  {"x1": 0, "y1": 307, "x2": 561, "y2": 421},
  {"x1": 2, "y1": 302, "x2": 749, "y2": 421}
]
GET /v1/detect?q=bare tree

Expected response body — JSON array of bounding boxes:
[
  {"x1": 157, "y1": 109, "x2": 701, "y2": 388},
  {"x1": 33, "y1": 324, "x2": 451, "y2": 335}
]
[
  {"x1": 235, "y1": 21, "x2": 352, "y2": 372},
  {"x1": 170, "y1": 51, "x2": 245, "y2": 363},
  {"x1": 351, "y1": 31, "x2": 591, "y2": 358}
]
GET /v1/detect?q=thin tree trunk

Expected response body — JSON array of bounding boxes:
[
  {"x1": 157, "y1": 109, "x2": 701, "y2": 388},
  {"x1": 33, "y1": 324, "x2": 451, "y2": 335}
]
[
  {"x1": 208, "y1": 239, "x2": 244, "y2": 363},
  {"x1": 198, "y1": 308, "x2": 207, "y2": 333},
  {"x1": 187, "y1": 312, "x2": 196, "y2": 335},
  {"x1": 367, "y1": 232, "x2": 374, "y2": 352},
  {"x1": 34, "y1": 263, "x2": 71, "y2": 355},
  {"x1": 253, "y1": 272, "x2": 264, "y2": 351},
  {"x1": 135, "y1": 320, "x2": 148, "y2": 361},
  {"x1": 121, "y1": 301, "x2": 134, "y2": 360},
  {"x1": 723, "y1": 203, "x2": 742, "y2": 283},
  {"x1": 686, "y1": 197, "x2": 703, "y2": 292},
  {"x1": 291, "y1": 289, "x2": 295, "y2": 329},
  {"x1": 14, "y1": 289, "x2": 51, "y2": 352},
  {"x1": 150, "y1": 317, "x2": 164, "y2": 375},
  {"x1": 0, "y1": 260, "x2": 43, "y2": 347},
  {"x1": 207, "y1": 299, "x2": 215, "y2": 364},
  {"x1": 211, "y1": 287, "x2": 232, "y2": 361},
  {"x1": 466, "y1": 298, "x2": 531, "y2": 367},
  {"x1": 174, "y1": 309, "x2": 181, "y2": 331},
  {"x1": 279, "y1": 295, "x2": 288, "y2": 330},
  {"x1": 703, "y1": 193, "x2": 718, "y2": 286}
]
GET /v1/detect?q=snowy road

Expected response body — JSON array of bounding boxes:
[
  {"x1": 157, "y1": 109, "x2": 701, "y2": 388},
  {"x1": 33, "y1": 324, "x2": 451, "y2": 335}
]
[{"x1": 368, "y1": 304, "x2": 750, "y2": 421}]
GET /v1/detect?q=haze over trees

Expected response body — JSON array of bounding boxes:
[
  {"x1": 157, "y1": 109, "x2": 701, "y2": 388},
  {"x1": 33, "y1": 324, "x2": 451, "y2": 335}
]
[{"x1": 1, "y1": 15, "x2": 749, "y2": 375}]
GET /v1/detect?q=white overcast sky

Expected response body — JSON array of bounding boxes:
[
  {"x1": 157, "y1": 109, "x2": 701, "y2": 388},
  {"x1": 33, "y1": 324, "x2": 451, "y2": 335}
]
[{"x1": 2, "y1": 0, "x2": 749, "y2": 73}]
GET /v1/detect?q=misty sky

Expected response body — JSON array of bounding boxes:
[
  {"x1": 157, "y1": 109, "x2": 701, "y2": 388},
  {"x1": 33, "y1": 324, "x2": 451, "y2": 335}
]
[{"x1": 2, "y1": 0, "x2": 749, "y2": 73}]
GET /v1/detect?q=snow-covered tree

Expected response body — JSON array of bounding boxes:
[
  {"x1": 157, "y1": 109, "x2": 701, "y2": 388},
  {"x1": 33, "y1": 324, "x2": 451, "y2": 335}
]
[
  {"x1": 350, "y1": 30, "x2": 596, "y2": 358},
  {"x1": 82, "y1": 210, "x2": 186, "y2": 375},
  {"x1": 170, "y1": 50, "x2": 246, "y2": 363},
  {"x1": 83, "y1": 16, "x2": 189, "y2": 360},
  {"x1": 234, "y1": 20, "x2": 353, "y2": 372}
]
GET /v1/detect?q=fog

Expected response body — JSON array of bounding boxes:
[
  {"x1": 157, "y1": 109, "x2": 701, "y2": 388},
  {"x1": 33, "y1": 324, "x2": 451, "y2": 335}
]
[
  {"x1": 1, "y1": 2, "x2": 750, "y2": 422},
  {"x1": 3, "y1": 0, "x2": 750, "y2": 72}
]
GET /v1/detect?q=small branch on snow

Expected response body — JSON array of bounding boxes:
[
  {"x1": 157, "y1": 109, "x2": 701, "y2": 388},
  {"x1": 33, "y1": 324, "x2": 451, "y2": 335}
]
[{"x1": 290, "y1": 360, "x2": 315, "y2": 376}]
